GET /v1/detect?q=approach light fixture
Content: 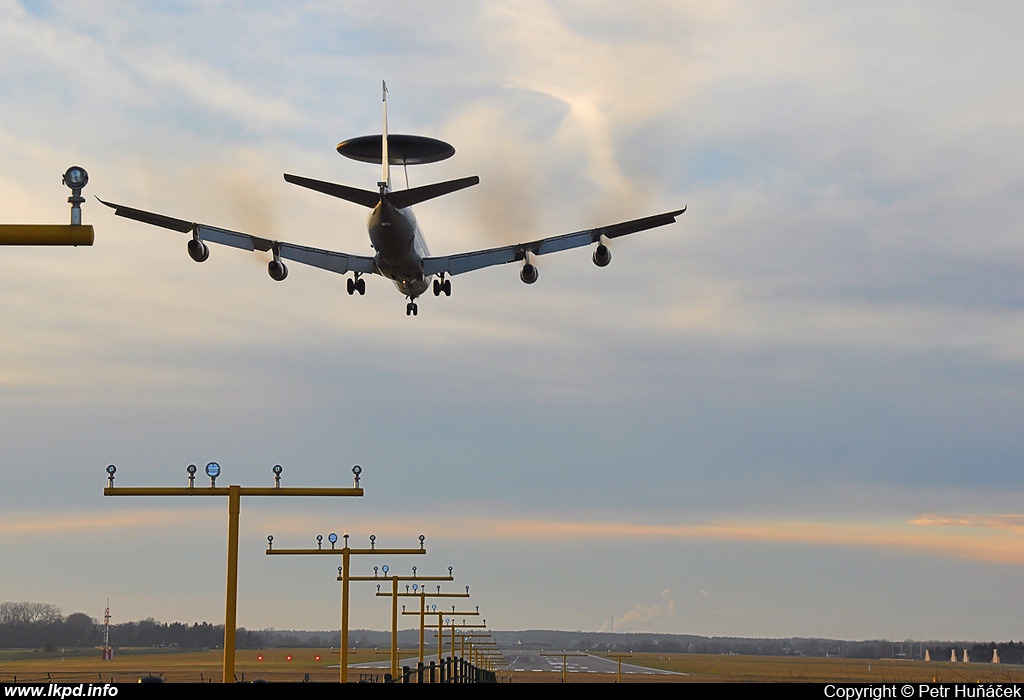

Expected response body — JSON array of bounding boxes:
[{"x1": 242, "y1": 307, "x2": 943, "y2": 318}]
[
  {"x1": 205, "y1": 461, "x2": 220, "y2": 486},
  {"x1": 62, "y1": 166, "x2": 88, "y2": 190},
  {"x1": 62, "y1": 166, "x2": 88, "y2": 225}
]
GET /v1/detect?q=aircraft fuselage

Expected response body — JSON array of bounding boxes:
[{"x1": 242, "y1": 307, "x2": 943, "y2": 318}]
[{"x1": 368, "y1": 195, "x2": 430, "y2": 299}]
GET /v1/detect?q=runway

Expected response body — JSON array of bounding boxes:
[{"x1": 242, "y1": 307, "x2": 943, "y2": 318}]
[
  {"x1": 501, "y1": 650, "x2": 682, "y2": 676},
  {"x1": 344, "y1": 649, "x2": 682, "y2": 677}
]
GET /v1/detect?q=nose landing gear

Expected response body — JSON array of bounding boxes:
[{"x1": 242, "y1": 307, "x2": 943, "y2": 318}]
[{"x1": 406, "y1": 301, "x2": 418, "y2": 316}]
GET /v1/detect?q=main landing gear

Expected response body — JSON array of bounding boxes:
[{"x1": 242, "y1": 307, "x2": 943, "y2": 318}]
[
  {"x1": 432, "y1": 277, "x2": 451, "y2": 297},
  {"x1": 346, "y1": 275, "x2": 366, "y2": 296},
  {"x1": 406, "y1": 301, "x2": 418, "y2": 316}
]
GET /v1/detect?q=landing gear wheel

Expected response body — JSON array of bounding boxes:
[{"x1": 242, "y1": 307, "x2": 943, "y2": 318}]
[
  {"x1": 442, "y1": 279, "x2": 451, "y2": 297},
  {"x1": 347, "y1": 278, "x2": 355, "y2": 295},
  {"x1": 433, "y1": 279, "x2": 441, "y2": 297},
  {"x1": 356, "y1": 278, "x2": 366, "y2": 295},
  {"x1": 406, "y1": 302, "x2": 418, "y2": 316}
]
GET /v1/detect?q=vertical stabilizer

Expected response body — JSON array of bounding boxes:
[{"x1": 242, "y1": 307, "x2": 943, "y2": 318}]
[{"x1": 380, "y1": 81, "x2": 390, "y2": 192}]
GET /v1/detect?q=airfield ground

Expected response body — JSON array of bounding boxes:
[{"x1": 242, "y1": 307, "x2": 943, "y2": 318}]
[{"x1": 4, "y1": 648, "x2": 1024, "y2": 683}]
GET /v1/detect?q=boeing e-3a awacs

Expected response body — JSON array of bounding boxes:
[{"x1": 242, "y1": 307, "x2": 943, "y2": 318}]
[{"x1": 100, "y1": 85, "x2": 686, "y2": 316}]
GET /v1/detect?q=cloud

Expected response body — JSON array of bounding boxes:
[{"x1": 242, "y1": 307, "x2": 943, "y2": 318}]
[
  {"x1": 599, "y1": 588, "x2": 676, "y2": 633},
  {"x1": 18, "y1": 507, "x2": 1017, "y2": 567},
  {"x1": 0, "y1": 508, "x2": 219, "y2": 536},
  {"x1": 910, "y1": 514, "x2": 1024, "y2": 535}
]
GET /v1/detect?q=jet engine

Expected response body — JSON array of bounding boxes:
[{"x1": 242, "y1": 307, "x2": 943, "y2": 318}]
[
  {"x1": 268, "y1": 259, "x2": 288, "y2": 281},
  {"x1": 520, "y1": 263, "x2": 538, "y2": 285},
  {"x1": 187, "y1": 238, "x2": 209, "y2": 263},
  {"x1": 592, "y1": 243, "x2": 611, "y2": 267}
]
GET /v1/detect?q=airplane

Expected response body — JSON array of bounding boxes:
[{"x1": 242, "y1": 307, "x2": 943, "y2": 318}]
[{"x1": 100, "y1": 83, "x2": 686, "y2": 316}]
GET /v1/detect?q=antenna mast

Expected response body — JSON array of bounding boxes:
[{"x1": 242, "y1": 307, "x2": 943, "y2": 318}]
[{"x1": 102, "y1": 599, "x2": 112, "y2": 661}]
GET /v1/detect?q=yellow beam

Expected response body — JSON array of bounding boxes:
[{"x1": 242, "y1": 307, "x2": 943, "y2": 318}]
[
  {"x1": 105, "y1": 486, "x2": 363, "y2": 497},
  {"x1": 269, "y1": 547, "x2": 421, "y2": 556},
  {"x1": 0, "y1": 224, "x2": 94, "y2": 246}
]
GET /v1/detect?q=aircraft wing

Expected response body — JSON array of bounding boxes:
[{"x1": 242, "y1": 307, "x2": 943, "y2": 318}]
[
  {"x1": 421, "y1": 207, "x2": 685, "y2": 277},
  {"x1": 278, "y1": 242, "x2": 376, "y2": 275},
  {"x1": 98, "y1": 198, "x2": 377, "y2": 275}
]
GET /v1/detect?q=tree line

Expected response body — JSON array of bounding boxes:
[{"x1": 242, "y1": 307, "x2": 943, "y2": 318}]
[
  {"x1": 0, "y1": 602, "x2": 262, "y2": 651},
  {"x1": 4, "y1": 601, "x2": 1023, "y2": 662}
]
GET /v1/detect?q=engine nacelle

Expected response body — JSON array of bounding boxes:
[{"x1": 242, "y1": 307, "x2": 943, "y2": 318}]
[
  {"x1": 187, "y1": 238, "x2": 209, "y2": 263},
  {"x1": 268, "y1": 259, "x2": 288, "y2": 281},
  {"x1": 520, "y1": 263, "x2": 538, "y2": 285},
  {"x1": 592, "y1": 243, "x2": 611, "y2": 267}
]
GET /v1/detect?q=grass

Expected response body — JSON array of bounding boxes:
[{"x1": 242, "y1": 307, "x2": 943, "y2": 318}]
[
  {"x1": 0, "y1": 648, "x2": 403, "y2": 684},
  {"x1": 609, "y1": 653, "x2": 1024, "y2": 683},
  {"x1": 4, "y1": 648, "x2": 1024, "y2": 683}
]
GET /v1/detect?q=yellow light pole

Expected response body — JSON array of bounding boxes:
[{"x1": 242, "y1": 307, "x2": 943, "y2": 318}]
[
  {"x1": 477, "y1": 642, "x2": 507, "y2": 681},
  {"x1": 395, "y1": 582, "x2": 471, "y2": 664},
  {"x1": 373, "y1": 571, "x2": 461, "y2": 679},
  {"x1": 103, "y1": 462, "x2": 363, "y2": 683},
  {"x1": 457, "y1": 631, "x2": 491, "y2": 667},
  {"x1": 474, "y1": 642, "x2": 504, "y2": 671},
  {"x1": 432, "y1": 626, "x2": 492, "y2": 683},
  {"x1": 451, "y1": 628, "x2": 489, "y2": 660},
  {"x1": 540, "y1": 651, "x2": 588, "y2": 683},
  {"x1": 266, "y1": 534, "x2": 430, "y2": 683},
  {"x1": 0, "y1": 167, "x2": 94, "y2": 246},
  {"x1": 605, "y1": 651, "x2": 633, "y2": 683},
  {"x1": 447, "y1": 617, "x2": 488, "y2": 659},
  {"x1": 424, "y1": 607, "x2": 480, "y2": 664},
  {"x1": 471, "y1": 636, "x2": 498, "y2": 671}
]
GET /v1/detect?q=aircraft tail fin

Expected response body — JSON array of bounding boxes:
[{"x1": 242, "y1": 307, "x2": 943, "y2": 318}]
[
  {"x1": 385, "y1": 176, "x2": 480, "y2": 209},
  {"x1": 380, "y1": 80, "x2": 390, "y2": 192}
]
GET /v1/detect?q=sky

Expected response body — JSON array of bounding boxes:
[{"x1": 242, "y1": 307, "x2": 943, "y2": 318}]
[{"x1": 1, "y1": 0, "x2": 1024, "y2": 643}]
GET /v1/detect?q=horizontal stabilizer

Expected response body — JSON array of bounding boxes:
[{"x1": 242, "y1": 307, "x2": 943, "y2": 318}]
[
  {"x1": 283, "y1": 174, "x2": 380, "y2": 208},
  {"x1": 385, "y1": 176, "x2": 479, "y2": 209}
]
